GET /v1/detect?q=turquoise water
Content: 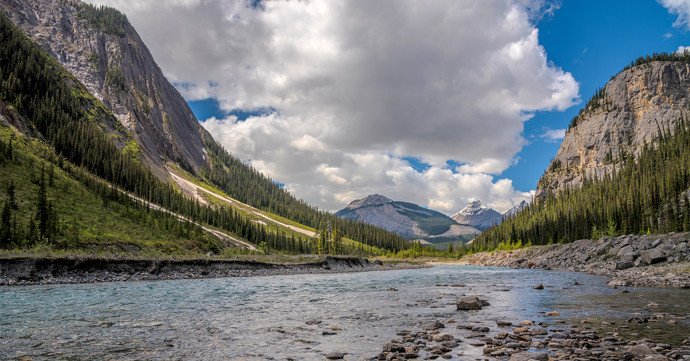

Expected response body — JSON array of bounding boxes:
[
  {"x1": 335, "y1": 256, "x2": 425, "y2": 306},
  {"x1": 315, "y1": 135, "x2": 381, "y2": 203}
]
[{"x1": 1, "y1": 266, "x2": 688, "y2": 360}]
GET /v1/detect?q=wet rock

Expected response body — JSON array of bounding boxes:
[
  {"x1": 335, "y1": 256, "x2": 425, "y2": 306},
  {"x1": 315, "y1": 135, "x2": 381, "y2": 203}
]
[
  {"x1": 530, "y1": 327, "x2": 548, "y2": 336},
  {"x1": 519, "y1": 320, "x2": 534, "y2": 326},
  {"x1": 423, "y1": 321, "x2": 445, "y2": 330},
  {"x1": 546, "y1": 311, "x2": 560, "y2": 316},
  {"x1": 533, "y1": 284, "x2": 544, "y2": 290},
  {"x1": 626, "y1": 344, "x2": 654, "y2": 357},
  {"x1": 509, "y1": 351, "x2": 548, "y2": 361},
  {"x1": 497, "y1": 321, "x2": 513, "y2": 327},
  {"x1": 387, "y1": 287, "x2": 399, "y2": 291},
  {"x1": 456, "y1": 295, "x2": 490, "y2": 310},
  {"x1": 431, "y1": 333, "x2": 454, "y2": 342},
  {"x1": 513, "y1": 327, "x2": 529, "y2": 334},
  {"x1": 325, "y1": 352, "x2": 347, "y2": 359},
  {"x1": 616, "y1": 260, "x2": 635, "y2": 270}
]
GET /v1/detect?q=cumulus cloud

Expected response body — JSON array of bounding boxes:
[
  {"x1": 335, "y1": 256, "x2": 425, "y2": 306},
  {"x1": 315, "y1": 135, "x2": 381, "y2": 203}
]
[
  {"x1": 677, "y1": 45, "x2": 690, "y2": 54},
  {"x1": 659, "y1": 0, "x2": 690, "y2": 29},
  {"x1": 541, "y1": 128, "x2": 567, "y2": 142},
  {"x1": 86, "y1": 0, "x2": 578, "y2": 213}
]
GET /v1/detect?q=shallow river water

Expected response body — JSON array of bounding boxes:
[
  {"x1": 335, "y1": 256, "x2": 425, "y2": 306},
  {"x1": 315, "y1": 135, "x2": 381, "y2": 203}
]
[{"x1": 1, "y1": 265, "x2": 688, "y2": 360}]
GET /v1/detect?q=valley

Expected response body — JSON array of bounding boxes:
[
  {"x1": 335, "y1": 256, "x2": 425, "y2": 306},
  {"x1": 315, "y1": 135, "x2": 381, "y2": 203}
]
[{"x1": 0, "y1": 1, "x2": 689, "y2": 361}]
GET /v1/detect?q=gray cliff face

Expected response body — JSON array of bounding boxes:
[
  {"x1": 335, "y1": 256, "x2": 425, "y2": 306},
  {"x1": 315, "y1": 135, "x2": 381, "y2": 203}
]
[
  {"x1": 538, "y1": 61, "x2": 690, "y2": 196},
  {"x1": 451, "y1": 200, "x2": 502, "y2": 230},
  {"x1": 0, "y1": 0, "x2": 209, "y2": 178}
]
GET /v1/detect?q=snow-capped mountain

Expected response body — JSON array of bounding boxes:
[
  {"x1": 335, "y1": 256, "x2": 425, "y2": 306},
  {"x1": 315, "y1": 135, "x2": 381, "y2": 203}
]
[
  {"x1": 502, "y1": 200, "x2": 529, "y2": 218},
  {"x1": 451, "y1": 200, "x2": 502, "y2": 230}
]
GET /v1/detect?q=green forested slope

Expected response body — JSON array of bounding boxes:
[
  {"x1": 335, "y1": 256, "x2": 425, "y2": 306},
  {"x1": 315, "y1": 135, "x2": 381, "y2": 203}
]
[
  {"x1": 0, "y1": 12, "x2": 408, "y2": 255},
  {"x1": 0, "y1": 125, "x2": 228, "y2": 256},
  {"x1": 0, "y1": 13, "x2": 311, "y2": 255},
  {"x1": 474, "y1": 119, "x2": 690, "y2": 251}
]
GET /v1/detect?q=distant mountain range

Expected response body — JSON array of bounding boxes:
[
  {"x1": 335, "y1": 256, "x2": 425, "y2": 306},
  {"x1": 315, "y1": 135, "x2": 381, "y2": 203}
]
[
  {"x1": 335, "y1": 195, "x2": 531, "y2": 244},
  {"x1": 335, "y1": 195, "x2": 480, "y2": 243}
]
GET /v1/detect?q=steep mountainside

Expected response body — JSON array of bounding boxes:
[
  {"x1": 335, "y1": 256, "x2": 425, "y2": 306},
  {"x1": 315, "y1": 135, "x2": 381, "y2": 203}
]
[
  {"x1": 0, "y1": 6, "x2": 410, "y2": 256},
  {"x1": 336, "y1": 195, "x2": 480, "y2": 242},
  {"x1": 475, "y1": 54, "x2": 690, "y2": 251},
  {"x1": 0, "y1": 0, "x2": 209, "y2": 178},
  {"x1": 451, "y1": 200, "x2": 502, "y2": 230},
  {"x1": 538, "y1": 59, "x2": 690, "y2": 196}
]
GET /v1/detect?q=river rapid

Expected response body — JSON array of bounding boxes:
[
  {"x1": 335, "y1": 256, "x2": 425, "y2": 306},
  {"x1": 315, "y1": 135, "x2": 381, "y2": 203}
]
[{"x1": 1, "y1": 265, "x2": 688, "y2": 360}]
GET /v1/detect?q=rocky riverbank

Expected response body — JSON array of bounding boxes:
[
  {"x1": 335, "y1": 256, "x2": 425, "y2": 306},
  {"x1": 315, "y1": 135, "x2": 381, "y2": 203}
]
[
  {"x1": 459, "y1": 233, "x2": 690, "y2": 288},
  {"x1": 0, "y1": 256, "x2": 426, "y2": 286},
  {"x1": 373, "y1": 311, "x2": 690, "y2": 361}
]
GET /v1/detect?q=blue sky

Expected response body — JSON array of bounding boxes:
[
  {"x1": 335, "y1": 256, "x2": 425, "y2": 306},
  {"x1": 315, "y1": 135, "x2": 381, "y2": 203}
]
[{"x1": 98, "y1": 0, "x2": 690, "y2": 213}]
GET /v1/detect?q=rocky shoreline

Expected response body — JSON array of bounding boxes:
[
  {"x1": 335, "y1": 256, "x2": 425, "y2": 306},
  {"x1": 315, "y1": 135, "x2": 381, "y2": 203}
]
[
  {"x1": 0, "y1": 256, "x2": 426, "y2": 286},
  {"x1": 373, "y1": 309, "x2": 690, "y2": 361},
  {"x1": 459, "y1": 233, "x2": 690, "y2": 288}
]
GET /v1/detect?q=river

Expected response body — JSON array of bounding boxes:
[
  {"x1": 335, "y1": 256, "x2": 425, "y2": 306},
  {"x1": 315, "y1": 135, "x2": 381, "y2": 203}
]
[{"x1": 1, "y1": 265, "x2": 688, "y2": 360}]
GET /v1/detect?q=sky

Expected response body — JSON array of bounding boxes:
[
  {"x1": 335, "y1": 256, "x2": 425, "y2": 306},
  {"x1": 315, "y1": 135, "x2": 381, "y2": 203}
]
[{"x1": 86, "y1": 0, "x2": 690, "y2": 214}]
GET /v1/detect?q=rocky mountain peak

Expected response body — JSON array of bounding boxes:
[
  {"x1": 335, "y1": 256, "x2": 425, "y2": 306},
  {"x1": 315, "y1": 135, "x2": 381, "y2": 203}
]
[
  {"x1": 0, "y1": 0, "x2": 210, "y2": 179},
  {"x1": 503, "y1": 200, "x2": 528, "y2": 218},
  {"x1": 451, "y1": 200, "x2": 502, "y2": 230},
  {"x1": 537, "y1": 60, "x2": 690, "y2": 197},
  {"x1": 457, "y1": 200, "x2": 488, "y2": 215},
  {"x1": 345, "y1": 194, "x2": 393, "y2": 209}
]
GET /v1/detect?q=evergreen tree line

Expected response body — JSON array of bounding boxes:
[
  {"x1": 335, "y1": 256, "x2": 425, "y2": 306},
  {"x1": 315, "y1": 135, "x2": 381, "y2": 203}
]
[{"x1": 474, "y1": 118, "x2": 690, "y2": 251}]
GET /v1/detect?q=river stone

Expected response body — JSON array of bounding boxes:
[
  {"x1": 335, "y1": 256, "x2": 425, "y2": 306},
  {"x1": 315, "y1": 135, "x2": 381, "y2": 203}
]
[
  {"x1": 423, "y1": 321, "x2": 445, "y2": 330},
  {"x1": 456, "y1": 295, "x2": 489, "y2": 310},
  {"x1": 513, "y1": 327, "x2": 529, "y2": 334},
  {"x1": 431, "y1": 333, "x2": 454, "y2": 342},
  {"x1": 325, "y1": 352, "x2": 347, "y2": 359},
  {"x1": 640, "y1": 248, "x2": 666, "y2": 265},
  {"x1": 616, "y1": 260, "x2": 635, "y2": 270},
  {"x1": 627, "y1": 344, "x2": 654, "y2": 356},
  {"x1": 509, "y1": 351, "x2": 548, "y2": 361},
  {"x1": 533, "y1": 284, "x2": 544, "y2": 290}
]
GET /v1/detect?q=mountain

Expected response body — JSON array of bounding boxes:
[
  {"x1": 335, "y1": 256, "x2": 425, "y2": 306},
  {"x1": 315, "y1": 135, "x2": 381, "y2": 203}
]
[
  {"x1": 336, "y1": 195, "x2": 480, "y2": 242},
  {"x1": 537, "y1": 58, "x2": 690, "y2": 197},
  {"x1": 451, "y1": 200, "x2": 502, "y2": 230},
  {"x1": 0, "y1": 1, "x2": 411, "y2": 256},
  {"x1": 502, "y1": 200, "x2": 528, "y2": 218},
  {"x1": 0, "y1": 0, "x2": 208, "y2": 179},
  {"x1": 474, "y1": 53, "x2": 690, "y2": 250}
]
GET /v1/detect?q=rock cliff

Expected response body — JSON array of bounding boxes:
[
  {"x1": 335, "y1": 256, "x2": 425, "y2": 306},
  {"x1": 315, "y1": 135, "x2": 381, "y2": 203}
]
[
  {"x1": 0, "y1": 0, "x2": 210, "y2": 178},
  {"x1": 537, "y1": 60, "x2": 690, "y2": 196}
]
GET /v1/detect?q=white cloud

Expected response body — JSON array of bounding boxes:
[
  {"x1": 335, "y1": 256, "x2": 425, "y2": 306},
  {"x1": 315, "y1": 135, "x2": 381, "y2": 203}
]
[
  {"x1": 659, "y1": 0, "x2": 690, "y2": 29},
  {"x1": 87, "y1": 0, "x2": 578, "y2": 214},
  {"x1": 677, "y1": 45, "x2": 690, "y2": 54},
  {"x1": 541, "y1": 128, "x2": 567, "y2": 142}
]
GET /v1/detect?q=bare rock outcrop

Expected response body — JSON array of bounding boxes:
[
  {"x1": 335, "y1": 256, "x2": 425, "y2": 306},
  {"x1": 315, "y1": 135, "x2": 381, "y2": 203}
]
[
  {"x1": 0, "y1": 0, "x2": 210, "y2": 178},
  {"x1": 537, "y1": 61, "x2": 690, "y2": 196}
]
